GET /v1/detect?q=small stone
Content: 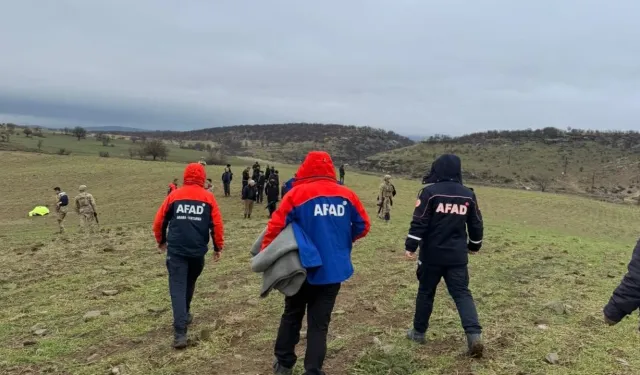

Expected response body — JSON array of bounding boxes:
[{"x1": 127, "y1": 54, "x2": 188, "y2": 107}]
[
  {"x1": 83, "y1": 311, "x2": 102, "y2": 322},
  {"x1": 373, "y1": 337, "x2": 383, "y2": 346},
  {"x1": 615, "y1": 358, "x2": 630, "y2": 366},
  {"x1": 234, "y1": 354, "x2": 242, "y2": 359},
  {"x1": 536, "y1": 324, "x2": 549, "y2": 330},
  {"x1": 245, "y1": 299, "x2": 259, "y2": 306},
  {"x1": 103, "y1": 246, "x2": 115, "y2": 252},
  {"x1": 102, "y1": 290, "x2": 119, "y2": 296},
  {"x1": 23, "y1": 340, "x2": 37, "y2": 346},
  {"x1": 544, "y1": 301, "x2": 568, "y2": 315},
  {"x1": 607, "y1": 274, "x2": 616, "y2": 278},
  {"x1": 333, "y1": 310, "x2": 345, "y2": 315},
  {"x1": 86, "y1": 353, "x2": 100, "y2": 362},
  {"x1": 131, "y1": 338, "x2": 143, "y2": 344},
  {"x1": 33, "y1": 329, "x2": 48, "y2": 336},
  {"x1": 111, "y1": 366, "x2": 121, "y2": 375},
  {"x1": 381, "y1": 344, "x2": 394, "y2": 354},
  {"x1": 30, "y1": 323, "x2": 46, "y2": 332},
  {"x1": 545, "y1": 352, "x2": 560, "y2": 365}
]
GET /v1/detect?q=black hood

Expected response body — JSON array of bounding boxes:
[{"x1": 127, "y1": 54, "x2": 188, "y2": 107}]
[{"x1": 423, "y1": 154, "x2": 463, "y2": 184}]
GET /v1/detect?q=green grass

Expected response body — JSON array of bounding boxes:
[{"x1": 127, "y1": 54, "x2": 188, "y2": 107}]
[{"x1": 1, "y1": 151, "x2": 639, "y2": 374}]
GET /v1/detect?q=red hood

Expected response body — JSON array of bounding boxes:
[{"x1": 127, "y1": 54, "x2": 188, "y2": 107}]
[
  {"x1": 294, "y1": 151, "x2": 336, "y2": 186},
  {"x1": 183, "y1": 163, "x2": 206, "y2": 186}
]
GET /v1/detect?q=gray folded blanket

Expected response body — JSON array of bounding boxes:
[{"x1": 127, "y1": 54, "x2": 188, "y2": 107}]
[{"x1": 250, "y1": 225, "x2": 306, "y2": 298}]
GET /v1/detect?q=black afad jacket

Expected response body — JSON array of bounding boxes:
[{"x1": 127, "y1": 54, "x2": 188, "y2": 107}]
[
  {"x1": 604, "y1": 239, "x2": 640, "y2": 324},
  {"x1": 405, "y1": 154, "x2": 483, "y2": 266}
]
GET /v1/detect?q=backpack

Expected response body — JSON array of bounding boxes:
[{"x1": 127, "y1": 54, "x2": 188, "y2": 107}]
[{"x1": 59, "y1": 193, "x2": 69, "y2": 206}]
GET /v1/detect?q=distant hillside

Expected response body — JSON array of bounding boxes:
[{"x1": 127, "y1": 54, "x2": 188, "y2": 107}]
[
  {"x1": 119, "y1": 123, "x2": 415, "y2": 165},
  {"x1": 85, "y1": 126, "x2": 147, "y2": 132},
  {"x1": 360, "y1": 127, "x2": 640, "y2": 203}
]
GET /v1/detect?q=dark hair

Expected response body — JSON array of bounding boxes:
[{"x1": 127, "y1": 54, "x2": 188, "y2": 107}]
[
  {"x1": 207, "y1": 178, "x2": 212, "y2": 182},
  {"x1": 226, "y1": 164, "x2": 231, "y2": 167},
  {"x1": 54, "y1": 187, "x2": 60, "y2": 191},
  {"x1": 275, "y1": 170, "x2": 279, "y2": 173}
]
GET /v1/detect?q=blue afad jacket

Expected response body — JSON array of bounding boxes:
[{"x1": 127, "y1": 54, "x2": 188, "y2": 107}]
[
  {"x1": 261, "y1": 151, "x2": 371, "y2": 285},
  {"x1": 604, "y1": 239, "x2": 640, "y2": 324},
  {"x1": 405, "y1": 154, "x2": 484, "y2": 266}
]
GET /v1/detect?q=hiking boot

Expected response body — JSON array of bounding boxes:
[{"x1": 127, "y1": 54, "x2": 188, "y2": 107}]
[
  {"x1": 406, "y1": 328, "x2": 426, "y2": 344},
  {"x1": 466, "y1": 333, "x2": 484, "y2": 358},
  {"x1": 172, "y1": 332, "x2": 188, "y2": 350},
  {"x1": 186, "y1": 313, "x2": 193, "y2": 326},
  {"x1": 272, "y1": 360, "x2": 293, "y2": 375},
  {"x1": 244, "y1": 214, "x2": 247, "y2": 219}
]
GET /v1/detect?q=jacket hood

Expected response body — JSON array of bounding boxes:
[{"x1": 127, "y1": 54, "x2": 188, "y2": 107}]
[
  {"x1": 425, "y1": 154, "x2": 463, "y2": 184},
  {"x1": 294, "y1": 151, "x2": 337, "y2": 186},
  {"x1": 183, "y1": 163, "x2": 206, "y2": 186}
]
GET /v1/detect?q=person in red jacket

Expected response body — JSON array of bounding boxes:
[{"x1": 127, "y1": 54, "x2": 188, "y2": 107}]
[
  {"x1": 263, "y1": 151, "x2": 370, "y2": 375},
  {"x1": 153, "y1": 163, "x2": 225, "y2": 349},
  {"x1": 167, "y1": 178, "x2": 178, "y2": 195}
]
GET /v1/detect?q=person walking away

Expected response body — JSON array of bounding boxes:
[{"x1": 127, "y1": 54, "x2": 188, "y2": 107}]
[
  {"x1": 603, "y1": 238, "x2": 640, "y2": 328},
  {"x1": 152, "y1": 163, "x2": 225, "y2": 349},
  {"x1": 257, "y1": 171, "x2": 266, "y2": 203},
  {"x1": 198, "y1": 157, "x2": 207, "y2": 167},
  {"x1": 242, "y1": 167, "x2": 251, "y2": 193},
  {"x1": 54, "y1": 187, "x2": 69, "y2": 233},
  {"x1": 377, "y1": 175, "x2": 394, "y2": 221},
  {"x1": 242, "y1": 179, "x2": 258, "y2": 218},
  {"x1": 221, "y1": 168, "x2": 232, "y2": 197},
  {"x1": 265, "y1": 164, "x2": 272, "y2": 180},
  {"x1": 270, "y1": 166, "x2": 276, "y2": 181},
  {"x1": 75, "y1": 185, "x2": 98, "y2": 233},
  {"x1": 252, "y1": 166, "x2": 261, "y2": 183},
  {"x1": 262, "y1": 151, "x2": 371, "y2": 375},
  {"x1": 404, "y1": 154, "x2": 484, "y2": 357},
  {"x1": 264, "y1": 178, "x2": 280, "y2": 218},
  {"x1": 168, "y1": 179, "x2": 179, "y2": 195},
  {"x1": 205, "y1": 179, "x2": 214, "y2": 193},
  {"x1": 339, "y1": 164, "x2": 345, "y2": 184}
]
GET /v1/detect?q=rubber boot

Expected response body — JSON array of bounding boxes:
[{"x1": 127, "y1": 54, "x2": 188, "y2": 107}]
[
  {"x1": 406, "y1": 328, "x2": 426, "y2": 344},
  {"x1": 466, "y1": 333, "x2": 484, "y2": 358},
  {"x1": 172, "y1": 330, "x2": 188, "y2": 350}
]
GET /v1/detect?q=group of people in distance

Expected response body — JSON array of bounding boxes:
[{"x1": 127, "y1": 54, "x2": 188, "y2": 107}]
[{"x1": 153, "y1": 151, "x2": 640, "y2": 375}]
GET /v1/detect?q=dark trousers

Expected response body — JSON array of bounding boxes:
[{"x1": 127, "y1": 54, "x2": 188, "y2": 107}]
[
  {"x1": 257, "y1": 186, "x2": 264, "y2": 203},
  {"x1": 223, "y1": 182, "x2": 230, "y2": 196},
  {"x1": 413, "y1": 264, "x2": 481, "y2": 335},
  {"x1": 339, "y1": 176, "x2": 344, "y2": 184},
  {"x1": 166, "y1": 254, "x2": 205, "y2": 333},
  {"x1": 267, "y1": 201, "x2": 277, "y2": 217},
  {"x1": 275, "y1": 282, "x2": 341, "y2": 375}
]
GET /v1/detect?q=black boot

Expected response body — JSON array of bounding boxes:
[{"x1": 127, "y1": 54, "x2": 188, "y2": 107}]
[
  {"x1": 406, "y1": 328, "x2": 426, "y2": 344},
  {"x1": 186, "y1": 313, "x2": 193, "y2": 326},
  {"x1": 173, "y1": 330, "x2": 188, "y2": 350},
  {"x1": 272, "y1": 359, "x2": 293, "y2": 375},
  {"x1": 466, "y1": 333, "x2": 484, "y2": 358}
]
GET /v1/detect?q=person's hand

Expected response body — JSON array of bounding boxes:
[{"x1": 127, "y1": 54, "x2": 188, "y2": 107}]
[
  {"x1": 213, "y1": 251, "x2": 222, "y2": 262},
  {"x1": 405, "y1": 251, "x2": 416, "y2": 260},
  {"x1": 157, "y1": 243, "x2": 167, "y2": 254},
  {"x1": 604, "y1": 314, "x2": 617, "y2": 326}
]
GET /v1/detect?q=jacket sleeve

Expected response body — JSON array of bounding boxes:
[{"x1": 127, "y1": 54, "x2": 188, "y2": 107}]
[
  {"x1": 261, "y1": 192, "x2": 295, "y2": 250},
  {"x1": 466, "y1": 193, "x2": 484, "y2": 252},
  {"x1": 405, "y1": 188, "x2": 432, "y2": 253},
  {"x1": 209, "y1": 196, "x2": 225, "y2": 251},
  {"x1": 350, "y1": 192, "x2": 371, "y2": 242},
  {"x1": 152, "y1": 195, "x2": 173, "y2": 245},
  {"x1": 90, "y1": 194, "x2": 97, "y2": 212},
  {"x1": 604, "y1": 240, "x2": 640, "y2": 323},
  {"x1": 241, "y1": 186, "x2": 247, "y2": 200}
]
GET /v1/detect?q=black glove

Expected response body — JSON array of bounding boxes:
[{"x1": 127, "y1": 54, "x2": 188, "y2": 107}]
[{"x1": 468, "y1": 241, "x2": 482, "y2": 252}]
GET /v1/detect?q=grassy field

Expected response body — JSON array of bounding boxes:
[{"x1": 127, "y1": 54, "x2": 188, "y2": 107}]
[
  {"x1": 4, "y1": 131, "x2": 242, "y2": 165},
  {"x1": 1, "y1": 151, "x2": 639, "y2": 375}
]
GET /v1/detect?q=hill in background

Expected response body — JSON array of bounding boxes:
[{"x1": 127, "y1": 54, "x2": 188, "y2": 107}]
[
  {"x1": 121, "y1": 123, "x2": 415, "y2": 165},
  {"x1": 359, "y1": 127, "x2": 640, "y2": 203}
]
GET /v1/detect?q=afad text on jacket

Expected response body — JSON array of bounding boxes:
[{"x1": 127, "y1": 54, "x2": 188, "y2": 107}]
[
  {"x1": 261, "y1": 151, "x2": 371, "y2": 285},
  {"x1": 153, "y1": 163, "x2": 225, "y2": 257},
  {"x1": 405, "y1": 154, "x2": 483, "y2": 266}
]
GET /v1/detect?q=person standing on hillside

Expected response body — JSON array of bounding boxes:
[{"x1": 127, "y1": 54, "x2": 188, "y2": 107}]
[
  {"x1": 153, "y1": 163, "x2": 225, "y2": 349},
  {"x1": 339, "y1": 164, "x2": 345, "y2": 184},
  {"x1": 603, "y1": 239, "x2": 640, "y2": 328},
  {"x1": 168, "y1": 179, "x2": 179, "y2": 195},
  {"x1": 264, "y1": 177, "x2": 280, "y2": 218},
  {"x1": 205, "y1": 178, "x2": 214, "y2": 193},
  {"x1": 242, "y1": 167, "x2": 251, "y2": 193},
  {"x1": 242, "y1": 179, "x2": 258, "y2": 218},
  {"x1": 257, "y1": 170, "x2": 266, "y2": 204},
  {"x1": 262, "y1": 151, "x2": 370, "y2": 375},
  {"x1": 221, "y1": 167, "x2": 232, "y2": 197},
  {"x1": 198, "y1": 157, "x2": 207, "y2": 167},
  {"x1": 74, "y1": 185, "x2": 98, "y2": 232},
  {"x1": 53, "y1": 187, "x2": 69, "y2": 234},
  {"x1": 265, "y1": 164, "x2": 272, "y2": 180},
  {"x1": 404, "y1": 154, "x2": 485, "y2": 358},
  {"x1": 377, "y1": 175, "x2": 394, "y2": 222}
]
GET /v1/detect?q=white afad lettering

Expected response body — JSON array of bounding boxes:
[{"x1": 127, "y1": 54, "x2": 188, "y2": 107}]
[
  {"x1": 435, "y1": 202, "x2": 467, "y2": 215},
  {"x1": 314, "y1": 203, "x2": 345, "y2": 216},
  {"x1": 176, "y1": 204, "x2": 204, "y2": 215}
]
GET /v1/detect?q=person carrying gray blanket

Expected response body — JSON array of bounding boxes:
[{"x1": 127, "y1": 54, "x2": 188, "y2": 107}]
[{"x1": 255, "y1": 151, "x2": 371, "y2": 375}]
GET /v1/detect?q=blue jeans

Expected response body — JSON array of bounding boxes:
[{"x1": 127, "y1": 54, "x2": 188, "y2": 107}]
[
  {"x1": 413, "y1": 264, "x2": 481, "y2": 334},
  {"x1": 166, "y1": 254, "x2": 205, "y2": 333}
]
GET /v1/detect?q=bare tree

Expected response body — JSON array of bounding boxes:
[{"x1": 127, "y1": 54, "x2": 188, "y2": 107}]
[
  {"x1": 72, "y1": 126, "x2": 87, "y2": 140},
  {"x1": 535, "y1": 176, "x2": 551, "y2": 192},
  {"x1": 142, "y1": 139, "x2": 169, "y2": 161}
]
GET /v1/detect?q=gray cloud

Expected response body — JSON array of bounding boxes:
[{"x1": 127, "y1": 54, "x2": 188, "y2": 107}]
[{"x1": 1, "y1": 0, "x2": 639, "y2": 135}]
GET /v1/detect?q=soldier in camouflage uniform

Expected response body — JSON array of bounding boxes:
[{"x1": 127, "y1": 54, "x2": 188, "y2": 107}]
[
  {"x1": 378, "y1": 175, "x2": 394, "y2": 221},
  {"x1": 75, "y1": 185, "x2": 98, "y2": 232}
]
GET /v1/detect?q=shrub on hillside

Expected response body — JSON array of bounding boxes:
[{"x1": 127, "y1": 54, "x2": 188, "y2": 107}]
[
  {"x1": 99, "y1": 151, "x2": 110, "y2": 158},
  {"x1": 141, "y1": 140, "x2": 169, "y2": 161},
  {"x1": 205, "y1": 149, "x2": 227, "y2": 165},
  {"x1": 57, "y1": 148, "x2": 71, "y2": 155}
]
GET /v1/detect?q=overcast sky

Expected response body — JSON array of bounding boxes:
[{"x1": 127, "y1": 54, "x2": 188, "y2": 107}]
[{"x1": 1, "y1": 0, "x2": 639, "y2": 135}]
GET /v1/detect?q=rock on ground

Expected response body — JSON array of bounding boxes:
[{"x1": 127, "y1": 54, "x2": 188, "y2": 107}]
[{"x1": 545, "y1": 352, "x2": 560, "y2": 365}]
